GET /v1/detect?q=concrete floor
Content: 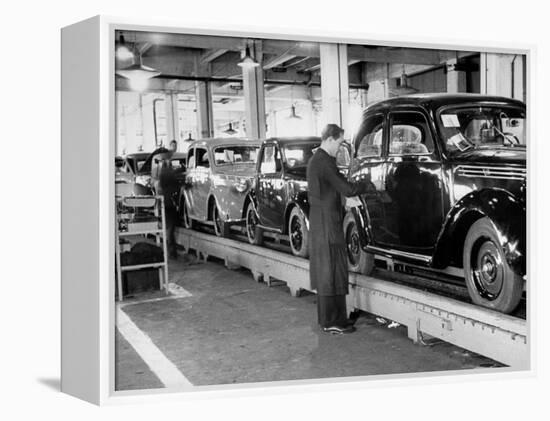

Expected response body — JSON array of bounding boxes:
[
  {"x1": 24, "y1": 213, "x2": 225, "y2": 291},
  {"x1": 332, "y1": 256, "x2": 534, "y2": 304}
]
[{"x1": 115, "y1": 253, "x2": 500, "y2": 390}]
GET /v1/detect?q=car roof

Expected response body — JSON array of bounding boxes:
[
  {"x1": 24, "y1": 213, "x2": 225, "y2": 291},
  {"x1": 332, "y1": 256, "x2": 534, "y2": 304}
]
[
  {"x1": 124, "y1": 152, "x2": 150, "y2": 160},
  {"x1": 264, "y1": 136, "x2": 321, "y2": 145},
  {"x1": 363, "y1": 93, "x2": 525, "y2": 114},
  {"x1": 188, "y1": 138, "x2": 262, "y2": 149}
]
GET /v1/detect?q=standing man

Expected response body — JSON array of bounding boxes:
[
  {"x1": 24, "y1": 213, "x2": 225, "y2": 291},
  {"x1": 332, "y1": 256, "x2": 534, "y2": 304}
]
[
  {"x1": 307, "y1": 124, "x2": 369, "y2": 334},
  {"x1": 155, "y1": 153, "x2": 179, "y2": 259}
]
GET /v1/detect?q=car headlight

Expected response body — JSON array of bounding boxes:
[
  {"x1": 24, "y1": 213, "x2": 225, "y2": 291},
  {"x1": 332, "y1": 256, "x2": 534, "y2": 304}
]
[{"x1": 233, "y1": 178, "x2": 249, "y2": 193}]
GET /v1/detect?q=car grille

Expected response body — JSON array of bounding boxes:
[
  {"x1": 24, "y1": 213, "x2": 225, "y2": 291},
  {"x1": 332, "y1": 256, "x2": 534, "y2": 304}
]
[{"x1": 455, "y1": 165, "x2": 526, "y2": 181}]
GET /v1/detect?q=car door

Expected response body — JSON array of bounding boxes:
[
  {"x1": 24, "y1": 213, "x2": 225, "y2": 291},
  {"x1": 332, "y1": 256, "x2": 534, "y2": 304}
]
[
  {"x1": 256, "y1": 144, "x2": 286, "y2": 229},
  {"x1": 192, "y1": 146, "x2": 212, "y2": 220},
  {"x1": 383, "y1": 108, "x2": 444, "y2": 252},
  {"x1": 184, "y1": 147, "x2": 197, "y2": 217},
  {"x1": 349, "y1": 112, "x2": 388, "y2": 245}
]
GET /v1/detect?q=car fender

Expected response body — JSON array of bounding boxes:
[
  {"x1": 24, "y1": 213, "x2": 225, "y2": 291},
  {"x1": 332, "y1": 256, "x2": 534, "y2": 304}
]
[
  {"x1": 242, "y1": 191, "x2": 258, "y2": 219},
  {"x1": 432, "y1": 188, "x2": 526, "y2": 274},
  {"x1": 345, "y1": 197, "x2": 373, "y2": 250},
  {"x1": 283, "y1": 191, "x2": 310, "y2": 232}
]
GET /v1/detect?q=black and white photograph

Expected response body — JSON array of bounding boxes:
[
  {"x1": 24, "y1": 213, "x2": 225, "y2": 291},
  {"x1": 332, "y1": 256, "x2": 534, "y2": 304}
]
[
  {"x1": 112, "y1": 27, "x2": 528, "y2": 391},
  {"x1": 6, "y1": 0, "x2": 549, "y2": 419}
]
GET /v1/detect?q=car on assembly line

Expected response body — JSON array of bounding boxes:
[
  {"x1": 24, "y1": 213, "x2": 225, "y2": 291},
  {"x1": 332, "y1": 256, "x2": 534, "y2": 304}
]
[
  {"x1": 340, "y1": 93, "x2": 526, "y2": 313},
  {"x1": 245, "y1": 137, "x2": 321, "y2": 258},
  {"x1": 179, "y1": 138, "x2": 261, "y2": 236}
]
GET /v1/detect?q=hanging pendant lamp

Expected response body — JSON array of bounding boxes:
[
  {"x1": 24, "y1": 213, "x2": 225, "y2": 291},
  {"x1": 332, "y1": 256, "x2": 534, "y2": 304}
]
[
  {"x1": 224, "y1": 123, "x2": 237, "y2": 135},
  {"x1": 238, "y1": 45, "x2": 259, "y2": 68}
]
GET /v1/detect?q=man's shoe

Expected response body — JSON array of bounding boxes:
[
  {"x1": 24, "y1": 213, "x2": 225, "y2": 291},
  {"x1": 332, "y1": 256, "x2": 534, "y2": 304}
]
[{"x1": 322, "y1": 325, "x2": 356, "y2": 334}]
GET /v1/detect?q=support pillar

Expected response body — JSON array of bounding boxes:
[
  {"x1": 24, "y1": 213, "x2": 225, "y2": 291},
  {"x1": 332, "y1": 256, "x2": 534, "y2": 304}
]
[
  {"x1": 195, "y1": 81, "x2": 214, "y2": 138},
  {"x1": 320, "y1": 43, "x2": 349, "y2": 132},
  {"x1": 242, "y1": 40, "x2": 266, "y2": 139},
  {"x1": 141, "y1": 93, "x2": 156, "y2": 151},
  {"x1": 124, "y1": 101, "x2": 139, "y2": 153},
  {"x1": 481, "y1": 53, "x2": 525, "y2": 100},
  {"x1": 446, "y1": 58, "x2": 467, "y2": 93},
  {"x1": 164, "y1": 92, "x2": 180, "y2": 145}
]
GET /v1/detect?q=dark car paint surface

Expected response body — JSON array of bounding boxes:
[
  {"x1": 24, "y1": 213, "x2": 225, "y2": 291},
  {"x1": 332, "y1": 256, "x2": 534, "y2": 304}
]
[
  {"x1": 251, "y1": 137, "x2": 321, "y2": 233},
  {"x1": 346, "y1": 94, "x2": 526, "y2": 276}
]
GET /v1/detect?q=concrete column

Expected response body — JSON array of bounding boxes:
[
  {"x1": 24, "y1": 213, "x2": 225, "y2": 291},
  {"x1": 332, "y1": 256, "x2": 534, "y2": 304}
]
[
  {"x1": 164, "y1": 92, "x2": 179, "y2": 144},
  {"x1": 512, "y1": 55, "x2": 526, "y2": 102},
  {"x1": 195, "y1": 81, "x2": 214, "y2": 138},
  {"x1": 141, "y1": 93, "x2": 156, "y2": 151},
  {"x1": 320, "y1": 43, "x2": 349, "y2": 131},
  {"x1": 124, "y1": 104, "x2": 139, "y2": 153},
  {"x1": 242, "y1": 40, "x2": 267, "y2": 139},
  {"x1": 481, "y1": 52, "x2": 525, "y2": 99},
  {"x1": 446, "y1": 58, "x2": 467, "y2": 93}
]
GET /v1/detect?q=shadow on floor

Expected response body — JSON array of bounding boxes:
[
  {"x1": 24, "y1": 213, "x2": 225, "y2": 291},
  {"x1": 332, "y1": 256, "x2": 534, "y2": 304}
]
[{"x1": 37, "y1": 377, "x2": 60, "y2": 392}]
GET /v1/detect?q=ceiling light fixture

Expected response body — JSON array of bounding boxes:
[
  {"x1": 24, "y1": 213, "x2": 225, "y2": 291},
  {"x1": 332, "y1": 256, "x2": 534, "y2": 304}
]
[
  {"x1": 287, "y1": 104, "x2": 302, "y2": 120},
  {"x1": 238, "y1": 45, "x2": 259, "y2": 68},
  {"x1": 224, "y1": 123, "x2": 237, "y2": 135},
  {"x1": 116, "y1": 45, "x2": 161, "y2": 86},
  {"x1": 115, "y1": 33, "x2": 134, "y2": 61}
]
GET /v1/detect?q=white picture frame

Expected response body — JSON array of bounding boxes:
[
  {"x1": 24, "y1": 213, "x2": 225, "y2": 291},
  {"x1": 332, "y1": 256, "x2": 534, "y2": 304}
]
[{"x1": 61, "y1": 15, "x2": 534, "y2": 406}]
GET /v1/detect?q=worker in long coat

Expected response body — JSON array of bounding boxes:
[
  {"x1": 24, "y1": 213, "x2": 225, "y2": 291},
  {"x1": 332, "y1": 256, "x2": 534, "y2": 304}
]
[{"x1": 307, "y1": 124, "x2": 369, "y2": 334}]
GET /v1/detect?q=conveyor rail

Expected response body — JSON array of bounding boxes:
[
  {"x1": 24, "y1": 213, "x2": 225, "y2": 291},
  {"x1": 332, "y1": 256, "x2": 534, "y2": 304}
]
[{"x1": 175, "y1": 227, "x2": 528, "y2": 369}]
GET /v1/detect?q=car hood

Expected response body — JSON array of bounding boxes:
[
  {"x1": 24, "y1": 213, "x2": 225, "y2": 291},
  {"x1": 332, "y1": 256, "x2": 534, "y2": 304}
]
[{"x1": 452, "y1": 147, "x2": 526, "y2": 166}]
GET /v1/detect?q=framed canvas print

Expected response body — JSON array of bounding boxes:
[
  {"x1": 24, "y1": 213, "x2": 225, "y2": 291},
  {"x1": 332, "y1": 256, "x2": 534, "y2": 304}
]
[{"x1": 61, "y1": 15, "x2": 531, "y2": 405}]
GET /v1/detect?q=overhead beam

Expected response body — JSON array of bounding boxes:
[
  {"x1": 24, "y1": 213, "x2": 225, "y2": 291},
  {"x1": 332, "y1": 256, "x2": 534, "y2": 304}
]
[
  {"x1": 347, "y1": 45, "x2": 442, "y2": 65},
  {"x1": 129, "y1": 32, "x2": 478, "y2": 68},
  {"x1": 200, "y1": 48, "x2": 228, "y2": 64},
  {"x1": 131, "y1": 32, "x2": 245, "y2": 52},
  {"x1": 138, "y1": 42, "x2": 153, "y2": 56},
  {"x1": 263, "y1": 53, "x2": 297, "y2": 69},
  {"x1": 304, "y1": 63, "x2": 321, "y2": 72}
]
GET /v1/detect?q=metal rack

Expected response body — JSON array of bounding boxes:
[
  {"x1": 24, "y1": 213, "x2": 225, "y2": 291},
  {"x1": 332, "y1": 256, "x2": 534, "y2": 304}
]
[{"x1": 115, "y1": 195, "x2": 169, "y2": 301}]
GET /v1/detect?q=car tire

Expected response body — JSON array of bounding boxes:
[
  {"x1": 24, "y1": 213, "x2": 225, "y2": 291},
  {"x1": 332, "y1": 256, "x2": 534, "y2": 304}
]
[
  {"x1": 463, "y1": 217, "x2": 523, "y2": 313},
  {"x1": 288, "y1": 207, "x2": 309, "y2": 258},
  {"x1": 245, "y1": 201, "x2": 263, "y2": 246},
  {"x1": 212, "y1": 201, "x2": 228, "y2": 237},
  {"x1": 343, "y1": 211, "x2": 374, "y2": 275}
]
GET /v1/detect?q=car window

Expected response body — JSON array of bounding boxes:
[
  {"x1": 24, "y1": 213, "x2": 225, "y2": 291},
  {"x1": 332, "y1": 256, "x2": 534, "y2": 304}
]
[
  {"x1": 336, "y1": 142, "x2": 351, "y2": 167},
  {"x1": 355, "y1": 114, "x2": 384, "y2": 158},
  {"x1": 283, "y1": 142, "x2": 319, "y2": 169},
  {"x1": 438, "y1": 105, "x2": 526, "y2": 152},
  {"x1": 213, "y1": 145, "x2": 259, "y2": 165},
  {"x1": 171, "y1": 159, "x2": 186, "y2": 172},
  {"x1": 389, "y1": 111, "x2": 434, "y2": 155},
  {"x1": 187, "y1": 148, "x2": 195, "y2": 169},
  {"x1": 195, "y1": 148, "x2": 209, "y2": 168},
  {"x1": 260, "y1": 145, "x2": 282, "y2": 174}
]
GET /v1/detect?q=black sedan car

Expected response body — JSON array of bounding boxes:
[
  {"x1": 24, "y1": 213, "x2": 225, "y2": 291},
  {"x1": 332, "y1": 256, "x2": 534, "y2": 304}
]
[
  {"x1": 341, "y1": 93, "x2": 526, "y2": 313},
  {"x1": 245, "y1": 137, "x2": 321, "y2": 257}
]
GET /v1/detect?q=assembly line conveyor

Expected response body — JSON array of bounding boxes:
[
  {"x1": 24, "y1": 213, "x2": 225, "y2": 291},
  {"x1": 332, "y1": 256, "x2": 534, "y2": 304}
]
[{"x1": 175, "y1": 227, "x2": 528, "y2": 369}]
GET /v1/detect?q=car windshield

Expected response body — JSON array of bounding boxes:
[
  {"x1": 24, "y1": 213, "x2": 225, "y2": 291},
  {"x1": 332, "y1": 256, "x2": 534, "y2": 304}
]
[
  {"x1": 213, "y1": 145, "x2": 259, "y2": 166},
  {"x1": 283, "y1": 142, "x2": 320, "y2": 170},
  {"x1": 438, "y1": 105, "x2": 526, "y2": 154},
  {"x1": 135, "y1": 160, "x2": 148, "y2": 174}
]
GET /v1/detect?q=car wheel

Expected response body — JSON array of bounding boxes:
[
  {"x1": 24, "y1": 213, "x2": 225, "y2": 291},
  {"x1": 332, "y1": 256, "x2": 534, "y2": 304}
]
[
  {"x1": 212, "y1": 201, "x2": 228, "y2": 238},
  {"x1": 463, "y1": 217, "x2": 523, "y2": 313},
  {"x1": 288, "y1": 207, "x2": 309, "y2": 258},
  {"x1": 245, "y1": 201, "x2": 263, "y2": 246},
  {"x1": 343, "y1": 211, "x2": 374, "y2": 275},
  {"x1": 181, "y1": 200, "x2": 194, "y2": 230}
]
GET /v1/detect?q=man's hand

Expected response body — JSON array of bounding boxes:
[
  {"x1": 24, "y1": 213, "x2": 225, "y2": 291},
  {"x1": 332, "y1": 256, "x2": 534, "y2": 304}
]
[{"x1": 346, "y1": 196, "x2": 362, "y2": 208}]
